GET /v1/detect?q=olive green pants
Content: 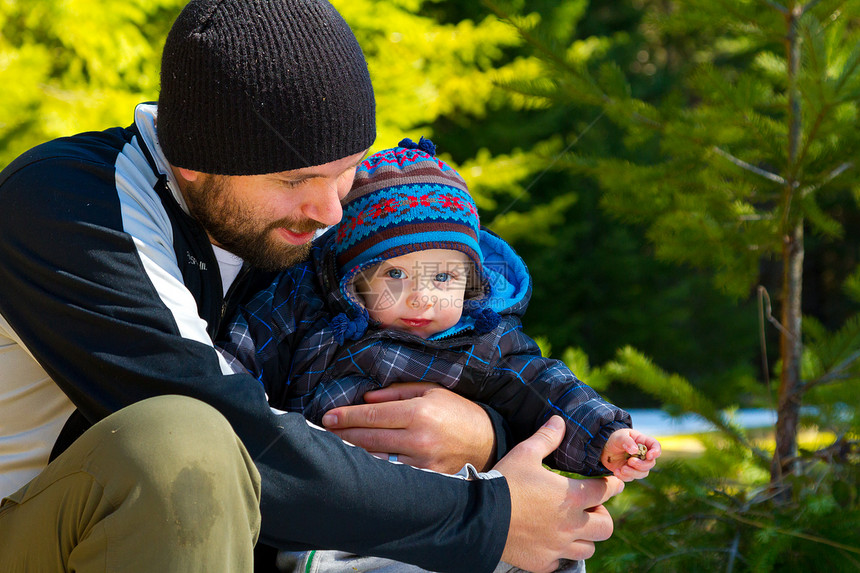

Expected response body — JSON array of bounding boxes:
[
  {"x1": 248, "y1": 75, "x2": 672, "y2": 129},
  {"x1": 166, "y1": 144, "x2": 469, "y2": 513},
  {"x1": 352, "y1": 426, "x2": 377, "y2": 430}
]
[{"x1": 0, "y1": 395, "x2": 261, "y2": 572}]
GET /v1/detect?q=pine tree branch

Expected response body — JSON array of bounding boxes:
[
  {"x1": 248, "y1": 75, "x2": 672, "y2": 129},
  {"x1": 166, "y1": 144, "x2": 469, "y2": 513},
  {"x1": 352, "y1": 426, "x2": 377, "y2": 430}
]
[
  {"x1": 704, "y1": 498, "x2": 860, "y2": 555},
  {"x1": 801, "y1": 0, "x2": 824, "y2": 15},
  {"x1": 484, "y1": 0, "x2": 664, "y2": 134},
  {"x1": 641, "y1": 512, "x2": 734, "y2": 536},
  {"x1": 832, "y1": 24, "x2": 860, "y2": 94},
  {"x1": 763, "y1": 0, "x2": 789, "y2": 15},
  {"x1": 758, "y1": 285, "x2": 796, "y2": 340},
  {"x1": 727, "y1": 511, "x2": 860, "y2": 554},
  {"x1": 715, "y1": 0, "x2": 774, "y2": 26},
  {"x1": 727, "y1": 426, "x2": 772, "y2": 465},
  {"x1": 496, "y1": 110, "x2": 605, "y2": 216},
  {"x1": 712, "y1": 146, "x2": 786, "y2": 184},
  {"x1": 802, "y1": 348, "x2": 860, "y2": 391},
  {"x1": 791, "y1": 18, "x2": 832, "y2": 179},
  {"x1": 700, "y1": 61, "x2": 784, "y2": 157},
  {"x1": 627, "y1": 110, "x2": 662, "y2": 130},
  {"x1": 481, "y1": 0, "x2": 578, "y2": 77},
  {"x1": 810, "y1": 435, "x2": 860, "y2": 464},
  {"x1": 799, "y1": 161, "x2": 854, "y2": 198},
  {"x1": 792, "y1": 105, "x2": 833, "y2": 181},
  {"x1": 644, "y1": 546, "x2": 742, "y2": 571},
  {"x1": 786, "y1": 3, "x2": 858, "y2": 194},
  {"x1": 757, "y1": 287, "x2": 773, "y2": 394},
  {"x1": 612, "y1": 529, "x2": 658, "y2": 560},
  {"x1": 727, "y1": 529, "x2": 742, "y2": 573}
]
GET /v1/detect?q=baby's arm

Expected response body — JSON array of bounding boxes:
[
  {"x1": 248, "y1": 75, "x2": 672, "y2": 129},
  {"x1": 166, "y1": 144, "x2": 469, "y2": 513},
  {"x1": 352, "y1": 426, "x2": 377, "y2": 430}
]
[{"x1": 600, "y1": 428, "x2": 662, "y2": 482}]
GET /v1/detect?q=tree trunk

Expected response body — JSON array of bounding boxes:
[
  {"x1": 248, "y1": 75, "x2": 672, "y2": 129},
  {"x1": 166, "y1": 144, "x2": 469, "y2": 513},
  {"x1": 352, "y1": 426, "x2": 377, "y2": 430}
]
[
  {"x1": 772, "y1": 222, "x2": 804, "y2": 482},
  {"x1": 771, "y1": 2, "x2": 804, "y2": 485}
]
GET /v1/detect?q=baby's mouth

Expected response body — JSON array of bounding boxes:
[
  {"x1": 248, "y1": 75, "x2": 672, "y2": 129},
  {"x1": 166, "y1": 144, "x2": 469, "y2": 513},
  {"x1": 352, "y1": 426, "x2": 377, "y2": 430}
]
[{"x1": 401, "y1": 318, "x2": 431, "y2": 328}]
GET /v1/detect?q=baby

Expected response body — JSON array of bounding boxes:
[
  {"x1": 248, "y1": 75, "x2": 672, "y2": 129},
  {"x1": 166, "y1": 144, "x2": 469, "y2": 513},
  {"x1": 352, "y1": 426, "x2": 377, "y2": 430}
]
[{"x1": 220, "y1": 137, "x2": 660, "y2": 481}]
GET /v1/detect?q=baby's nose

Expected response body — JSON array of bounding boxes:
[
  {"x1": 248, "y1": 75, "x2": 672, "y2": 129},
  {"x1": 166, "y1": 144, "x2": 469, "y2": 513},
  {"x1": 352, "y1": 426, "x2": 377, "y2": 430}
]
[{"x1": 408, "y1": 288, "x2": 434, "y2": 309}]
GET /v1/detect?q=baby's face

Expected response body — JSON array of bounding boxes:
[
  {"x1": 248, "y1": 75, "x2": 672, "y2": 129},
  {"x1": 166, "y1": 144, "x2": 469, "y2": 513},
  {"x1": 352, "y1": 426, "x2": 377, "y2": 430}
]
[{"x1": 354, "y1": 249, "x2": 471, "y2": 338}]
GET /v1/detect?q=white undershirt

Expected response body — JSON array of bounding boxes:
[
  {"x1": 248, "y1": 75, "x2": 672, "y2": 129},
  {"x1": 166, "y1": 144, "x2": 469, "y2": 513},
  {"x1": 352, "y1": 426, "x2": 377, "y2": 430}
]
[{"x1": 212, "y1": 245, "x2": 244, "y2": 296}]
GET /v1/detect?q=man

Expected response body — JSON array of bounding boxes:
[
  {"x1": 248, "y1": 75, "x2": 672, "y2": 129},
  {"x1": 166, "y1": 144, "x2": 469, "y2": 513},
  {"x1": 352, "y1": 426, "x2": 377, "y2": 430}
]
[{"x1": 0, "y1": 1, "x2": 623, "y2": 572}]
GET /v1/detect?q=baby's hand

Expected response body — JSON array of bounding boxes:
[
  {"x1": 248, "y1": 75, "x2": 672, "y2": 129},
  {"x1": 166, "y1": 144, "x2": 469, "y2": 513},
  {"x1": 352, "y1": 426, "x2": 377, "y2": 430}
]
[{"x1": 600, "y1": 428, "x2": 661, "y2": 482}]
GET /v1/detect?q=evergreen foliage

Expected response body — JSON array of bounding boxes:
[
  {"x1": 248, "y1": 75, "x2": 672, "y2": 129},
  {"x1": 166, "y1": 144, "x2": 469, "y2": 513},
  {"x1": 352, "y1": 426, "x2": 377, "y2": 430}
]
[
  {"x1": 481, "y1": 0, "x2": 860, "y2": 568},
  {"x1": 588, "y1": 348, "x2": 860, "y2": 571},
  {"x1": 0, "y1": 0, "x2": 184, "y2": 166}
]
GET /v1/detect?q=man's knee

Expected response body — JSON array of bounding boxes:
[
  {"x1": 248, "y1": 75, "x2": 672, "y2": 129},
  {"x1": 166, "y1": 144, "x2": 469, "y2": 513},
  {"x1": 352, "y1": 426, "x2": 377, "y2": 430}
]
[
  {"x1": 76, "y1": 396, "x2": 261, "y2": 529},
  {"x1": 92, "y1": 395, "x2": 259, "y2": 491},
  {"x1": 0, "y1": 396, "x2": 261, "y2": 571}
]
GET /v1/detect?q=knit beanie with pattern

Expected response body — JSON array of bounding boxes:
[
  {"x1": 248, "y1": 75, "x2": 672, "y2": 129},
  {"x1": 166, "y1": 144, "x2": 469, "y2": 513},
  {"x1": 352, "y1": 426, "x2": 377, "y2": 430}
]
[
  {"x1": 157, "y1": 0, "x2": 376, "y2": 175},
  {"x1": 331, "y1": 138, "x2": 500, "y2": 340}
]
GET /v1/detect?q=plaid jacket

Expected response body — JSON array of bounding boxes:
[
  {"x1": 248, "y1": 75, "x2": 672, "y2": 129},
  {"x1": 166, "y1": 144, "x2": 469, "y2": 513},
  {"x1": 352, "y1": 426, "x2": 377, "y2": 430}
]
[{"x1": 220, "y1": 228, "x2": 630, "y2": 475}]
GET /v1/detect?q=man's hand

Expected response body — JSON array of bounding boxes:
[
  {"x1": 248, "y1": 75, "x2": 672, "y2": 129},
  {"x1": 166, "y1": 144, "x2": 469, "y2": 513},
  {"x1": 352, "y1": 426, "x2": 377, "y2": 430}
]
[
  {"x1": 495, "y1": 416, "x2": 624, "y2": 573},
  {"x1": 321, "y1": 383, "x2": 496, "y2": 473}
]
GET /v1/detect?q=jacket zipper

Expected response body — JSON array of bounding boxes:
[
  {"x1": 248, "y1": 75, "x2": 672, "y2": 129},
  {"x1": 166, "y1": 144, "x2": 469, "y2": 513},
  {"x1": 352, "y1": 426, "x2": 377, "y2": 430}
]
[{"x1": 222, "y1": 265, "x2": 251, "y2": 322}]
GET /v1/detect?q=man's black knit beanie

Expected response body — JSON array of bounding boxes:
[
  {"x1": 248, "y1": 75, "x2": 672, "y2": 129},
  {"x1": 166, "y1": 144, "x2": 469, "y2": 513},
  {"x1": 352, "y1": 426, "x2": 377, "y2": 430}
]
[{"x1": 158, "y1": 0, "x2": 376, "y2": 175}]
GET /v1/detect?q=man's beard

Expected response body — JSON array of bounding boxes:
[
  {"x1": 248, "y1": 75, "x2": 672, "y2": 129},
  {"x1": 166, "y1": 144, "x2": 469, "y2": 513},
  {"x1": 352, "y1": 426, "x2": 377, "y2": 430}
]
[{"x1": 184, "y1": 174, "x2": 326, "y2": 271}]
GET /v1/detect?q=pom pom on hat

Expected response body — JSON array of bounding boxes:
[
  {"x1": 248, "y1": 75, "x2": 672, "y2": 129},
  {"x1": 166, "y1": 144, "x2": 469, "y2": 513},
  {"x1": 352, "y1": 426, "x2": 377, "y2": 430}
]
[{"x1": 398, "y1": 136, "x2": 436, "y2": 156}]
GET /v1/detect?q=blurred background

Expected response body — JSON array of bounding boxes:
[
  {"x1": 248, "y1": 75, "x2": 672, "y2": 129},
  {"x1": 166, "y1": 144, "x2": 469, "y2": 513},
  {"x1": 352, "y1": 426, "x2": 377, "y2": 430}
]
[{"x1": 2, "y1": 0, "x2": 858, "y2": 570}]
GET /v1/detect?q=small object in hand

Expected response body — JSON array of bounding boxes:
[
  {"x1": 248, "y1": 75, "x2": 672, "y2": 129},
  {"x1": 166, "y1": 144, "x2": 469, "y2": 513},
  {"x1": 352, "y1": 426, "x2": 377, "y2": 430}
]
[
  {"x1": 607, "y1": 444, "x2": 649, "y2": 465},
  {"x1": 628, "y1": 444, "x2": 648, "y2": 460}
]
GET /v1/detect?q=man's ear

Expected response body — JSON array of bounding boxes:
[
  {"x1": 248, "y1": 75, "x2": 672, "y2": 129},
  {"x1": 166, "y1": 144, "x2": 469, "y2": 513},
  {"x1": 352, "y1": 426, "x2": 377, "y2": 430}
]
[{"x1": 176, "y1": 167, "x2": 201, "y2": 182}]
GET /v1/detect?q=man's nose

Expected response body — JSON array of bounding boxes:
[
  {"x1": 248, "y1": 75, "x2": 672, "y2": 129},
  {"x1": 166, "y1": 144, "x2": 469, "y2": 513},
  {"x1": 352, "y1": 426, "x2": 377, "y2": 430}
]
[{"x1": 302, "y1": 181, "x2": 344, "y2": 227}]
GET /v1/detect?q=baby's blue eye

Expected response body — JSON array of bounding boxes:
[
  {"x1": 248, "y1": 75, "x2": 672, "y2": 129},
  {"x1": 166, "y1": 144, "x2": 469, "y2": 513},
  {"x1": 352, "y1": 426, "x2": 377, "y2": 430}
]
[
  {"x1": 386, "y1": 269, "x2": 405, "y2": 279},
  {"x1": 435, "y1": 272, "x2": 451, "y2": 282}
]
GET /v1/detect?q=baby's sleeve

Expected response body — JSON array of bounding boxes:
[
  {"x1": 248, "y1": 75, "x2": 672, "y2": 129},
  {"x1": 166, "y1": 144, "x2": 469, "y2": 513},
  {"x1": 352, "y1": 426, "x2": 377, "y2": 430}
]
[{"x1": 484, "y1": 328, "x2": 631, "y2": 475}]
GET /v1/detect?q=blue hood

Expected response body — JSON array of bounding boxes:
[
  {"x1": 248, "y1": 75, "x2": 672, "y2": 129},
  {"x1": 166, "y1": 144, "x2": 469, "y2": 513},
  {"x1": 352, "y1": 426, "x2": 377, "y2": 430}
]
[
  {"x1": 478, "y1": 230, "x2": 531, "y2": 316},
  {"x1": 429, "y1": 229, "x2": 532, "y2": 340}
]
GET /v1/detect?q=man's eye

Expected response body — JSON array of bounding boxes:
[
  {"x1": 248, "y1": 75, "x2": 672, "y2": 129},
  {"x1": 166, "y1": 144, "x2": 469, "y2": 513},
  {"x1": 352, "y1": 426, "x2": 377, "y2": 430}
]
[
  {"x1": 434, "y1": 272, "x2": 451, "y2": 283},
  {"x1": 386, "y1": 269, "x2": 405, "y2": 279}
]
